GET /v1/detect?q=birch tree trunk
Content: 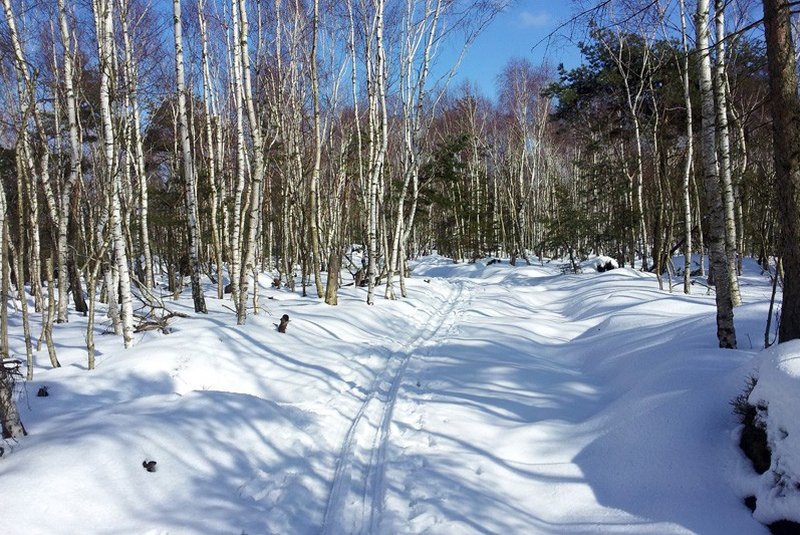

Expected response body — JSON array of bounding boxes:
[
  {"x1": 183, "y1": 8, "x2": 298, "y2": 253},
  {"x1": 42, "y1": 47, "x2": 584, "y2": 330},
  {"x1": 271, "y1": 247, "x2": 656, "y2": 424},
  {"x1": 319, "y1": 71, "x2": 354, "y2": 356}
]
[
  {"x1": 2, "y1": 0, "x2": 45, "y2": 314},
  {"x1": 13, "y1": 149, "x2": 35, "y2": 380},
  {"x1": 228, "y1": 0, "x2": 247, "y2": 320},
  {"x1": 309, "y1": 0, "x2": 325, "y2": 299},
  {"x1": 56, "y1": 0, "x2": 83, "y2": 322},
  {"x1": 118, "y1": 0, "x2": 154, "y2": 292},
  {"x1": 678, "y1": 0, "x2": 693, "y2": 294},
  {"x1": 613, "y1": 32, "x2": 650, "y2": 271},
  {"x1": 386, "y1": 0, "x2": 444, "y2": 299},
  {"x1": 236, "y1": 0, "x2": 268, "y2": 324},
  {"x1": 366, "y1": 0, "x2": 389, "y2": 306},
  {"x1": 173, "y1": 0, "x2": 207, "y2": 314},
  {"x1": 198, "y1": 0, "x2": 224, "y2": 300},
  {"x1": 713, "y1": 0, "x2": 742, "y2": 306},
  {"x1": 93, "y1": 0, "x2": 135, "y2": 348},
  {"x1": 696, "y1": 0, "x2": 736, "y2": 348}
]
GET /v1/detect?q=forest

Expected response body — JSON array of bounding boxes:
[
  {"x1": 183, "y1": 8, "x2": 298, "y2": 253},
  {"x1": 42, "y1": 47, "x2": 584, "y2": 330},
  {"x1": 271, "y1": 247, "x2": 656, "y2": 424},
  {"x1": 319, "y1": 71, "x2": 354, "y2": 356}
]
[{"x1": 1, "y1": 0, "x2": 800, "y2": 523}]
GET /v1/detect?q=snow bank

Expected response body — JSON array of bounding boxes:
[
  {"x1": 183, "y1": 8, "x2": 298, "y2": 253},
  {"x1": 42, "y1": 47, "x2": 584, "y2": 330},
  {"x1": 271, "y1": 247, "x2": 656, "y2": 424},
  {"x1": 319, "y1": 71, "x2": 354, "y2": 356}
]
[{"x1": 748, "y1": 340, "x2": 800, "y2": 524}]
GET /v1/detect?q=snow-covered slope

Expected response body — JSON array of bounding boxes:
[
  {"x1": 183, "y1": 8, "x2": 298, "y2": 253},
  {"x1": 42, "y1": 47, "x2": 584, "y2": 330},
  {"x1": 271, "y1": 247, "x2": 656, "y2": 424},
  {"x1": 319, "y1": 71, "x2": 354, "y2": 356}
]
[{"x1": 0, "y1": 256, "x2": 777, "y2": 533}]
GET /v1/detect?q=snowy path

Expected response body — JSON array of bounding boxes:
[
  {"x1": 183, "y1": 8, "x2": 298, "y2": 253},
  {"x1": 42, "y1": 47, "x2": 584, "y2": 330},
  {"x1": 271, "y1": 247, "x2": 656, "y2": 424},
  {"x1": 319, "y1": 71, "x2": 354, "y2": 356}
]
[
  {"x1": 323, "y1": 280, "x2": 468, "y2": 534},
  {"x1": 0, "y1": 256, "x2": 777, "y2": 534}
]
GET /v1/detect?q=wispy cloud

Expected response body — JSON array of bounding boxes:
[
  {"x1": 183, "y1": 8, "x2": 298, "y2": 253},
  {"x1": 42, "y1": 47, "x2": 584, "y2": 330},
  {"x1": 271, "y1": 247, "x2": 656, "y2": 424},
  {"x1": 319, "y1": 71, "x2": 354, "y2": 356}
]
[{"x1": 516, "y1": 10, "x2": 550, "y2": 28}]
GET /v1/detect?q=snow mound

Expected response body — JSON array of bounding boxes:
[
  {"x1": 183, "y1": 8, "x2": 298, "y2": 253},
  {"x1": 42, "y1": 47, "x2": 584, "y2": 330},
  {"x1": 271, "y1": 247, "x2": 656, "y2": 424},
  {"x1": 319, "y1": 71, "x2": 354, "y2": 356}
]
[{"x1": 748, "y1": 340, "x2": 800, "y2": 524}]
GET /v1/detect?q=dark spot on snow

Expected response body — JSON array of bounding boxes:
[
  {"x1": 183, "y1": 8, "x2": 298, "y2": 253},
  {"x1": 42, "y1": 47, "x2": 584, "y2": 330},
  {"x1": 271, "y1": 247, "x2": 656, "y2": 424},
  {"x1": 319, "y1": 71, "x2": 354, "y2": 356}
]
[{"x1": 142, "y1": 460, "x2": 157, "y2": 472}]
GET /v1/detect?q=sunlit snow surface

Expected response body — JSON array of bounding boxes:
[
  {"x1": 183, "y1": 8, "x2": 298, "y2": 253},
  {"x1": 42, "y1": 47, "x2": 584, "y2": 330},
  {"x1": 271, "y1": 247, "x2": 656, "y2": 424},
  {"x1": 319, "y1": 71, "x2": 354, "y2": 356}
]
[{"x1": 0, "y1": 255, "x2": 783, "y2": 534}]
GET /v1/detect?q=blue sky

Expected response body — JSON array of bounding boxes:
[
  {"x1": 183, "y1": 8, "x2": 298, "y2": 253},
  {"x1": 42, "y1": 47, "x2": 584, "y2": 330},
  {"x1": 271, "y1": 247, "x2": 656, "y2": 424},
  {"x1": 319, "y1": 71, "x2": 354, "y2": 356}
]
[{"x1": 442, "y1": 1, "x2": 585, "y2": 99}]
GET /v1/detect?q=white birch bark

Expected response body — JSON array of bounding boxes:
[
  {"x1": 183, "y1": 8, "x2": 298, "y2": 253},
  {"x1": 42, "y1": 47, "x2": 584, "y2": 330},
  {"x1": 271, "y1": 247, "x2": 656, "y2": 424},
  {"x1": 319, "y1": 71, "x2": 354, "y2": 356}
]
[
  {"x1": 198, "y1": 0, "x2": 224, "y2": 300},
  {"x1": 228, "y1": 0, "x2": 246, "y2": 320},
  {"x1": 386, "y1": 0, "x2": 443, "y2": 299},
  {"x1": 93, "y1": 0, "x2": 135, "y2": 348},
  {"x1": 1, "y1": 0, "x2": 46, "y2": 314},
  {"x1": 236, "y1": 0, "x2": 268, "y2": 324},
  {"x1": 608, "y1": 30, "x2": 650, "y2": 270},
  {"x1": 173, "y1": 0, "x2": 207, "y2": 314},
  {"x1": 713, "y1": 0, "x2": 742, "y2": 306},
  {"x1": 678, "y1": 0, "x2": 693, "y2": 294},
  {"x1": 56, "y1": 0, "x2": 83, "y2": 322},
  {"x1": 12, "y1": 150, "x2": 34, "y2": 380},
  {"x1": 366, "y1": 0, "x2": 388, "y2": 306},
  {"x1": 309, "y1": 0, "x2": 325, "y2": 299},
  {"x1": 118, "y1": 0, "x2": 154, "y2": 292},
  {"x1": 696, "y1": 0, "x2": 736, "y2": 348}
]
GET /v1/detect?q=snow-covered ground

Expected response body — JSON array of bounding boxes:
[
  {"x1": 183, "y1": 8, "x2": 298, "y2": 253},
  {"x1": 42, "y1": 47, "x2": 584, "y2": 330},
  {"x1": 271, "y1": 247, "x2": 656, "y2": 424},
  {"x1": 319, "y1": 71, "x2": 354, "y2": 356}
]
[{"x1": 0, "y1": 256, "x2": 784, "y2": 533}]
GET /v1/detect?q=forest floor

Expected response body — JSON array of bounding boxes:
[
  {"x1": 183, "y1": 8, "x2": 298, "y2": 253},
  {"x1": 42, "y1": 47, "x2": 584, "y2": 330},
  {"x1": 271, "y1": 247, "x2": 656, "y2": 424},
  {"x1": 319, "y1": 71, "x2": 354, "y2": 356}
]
[{"x1": 0, "y1": 255, "x2": 783, "y2": 534}]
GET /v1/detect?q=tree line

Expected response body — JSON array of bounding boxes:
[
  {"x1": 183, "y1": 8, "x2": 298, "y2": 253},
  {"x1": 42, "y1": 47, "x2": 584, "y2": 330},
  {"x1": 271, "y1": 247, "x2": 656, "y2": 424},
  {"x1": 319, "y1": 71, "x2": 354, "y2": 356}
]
[{"x1": 1, "y1": 0, "x2": 799, "y2": 438}]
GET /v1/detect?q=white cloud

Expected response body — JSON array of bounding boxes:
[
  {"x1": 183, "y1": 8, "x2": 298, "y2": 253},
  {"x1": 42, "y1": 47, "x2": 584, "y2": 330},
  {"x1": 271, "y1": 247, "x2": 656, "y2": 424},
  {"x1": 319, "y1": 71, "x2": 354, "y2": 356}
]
[{"x1": 517, "y1": 10, "x2": 550, "y2": 28}]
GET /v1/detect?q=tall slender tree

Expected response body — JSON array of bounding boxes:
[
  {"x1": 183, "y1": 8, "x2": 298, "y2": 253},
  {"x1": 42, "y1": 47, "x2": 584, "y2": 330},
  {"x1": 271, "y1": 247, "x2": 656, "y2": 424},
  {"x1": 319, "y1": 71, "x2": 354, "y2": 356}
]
[
  {"x1": 697, "y1": 0, "x2": 736, "y2": 348},
  {"x1": 173, "y1": 0, "x2": 207, "y2": 313},
  {"x1": 93, "y1": 0, "x2": 135, "y2": 348},
  {"x1": 763, "y1": 0, "x2": 800, "y2": 342}
]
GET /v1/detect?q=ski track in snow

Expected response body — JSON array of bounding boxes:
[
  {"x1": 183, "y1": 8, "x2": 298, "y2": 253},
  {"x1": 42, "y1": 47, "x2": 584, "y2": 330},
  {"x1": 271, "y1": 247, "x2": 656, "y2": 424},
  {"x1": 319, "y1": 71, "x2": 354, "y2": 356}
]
[{"x1": 322, "y1": 280, "x2": 467, "y2": 535}]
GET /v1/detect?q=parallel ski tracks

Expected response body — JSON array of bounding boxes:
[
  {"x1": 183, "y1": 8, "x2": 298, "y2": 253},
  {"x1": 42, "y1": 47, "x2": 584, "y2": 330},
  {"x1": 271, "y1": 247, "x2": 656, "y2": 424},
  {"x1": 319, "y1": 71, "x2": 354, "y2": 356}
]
[{"x1": 321, "y1": 280, "x2": 466, "y2": 535}]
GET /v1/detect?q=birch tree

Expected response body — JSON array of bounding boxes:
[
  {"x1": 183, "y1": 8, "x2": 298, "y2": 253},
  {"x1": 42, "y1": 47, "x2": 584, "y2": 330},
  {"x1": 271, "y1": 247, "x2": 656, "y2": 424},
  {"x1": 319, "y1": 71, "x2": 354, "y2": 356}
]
[
  {"x1": 93, "y1": 0, "x2": 136, "y2": 347},
  {"x1": 309, "y1": 0, "x2": 325, "y2": 299},
  {"x1": 118, "y1": 0, "x2": 154, "y2": 292},
  {"x1": 198, "y1": 0, "x2": 225, "y2": 300},
  {"x1": 56, "y1": 0, "x2": 83, "y2": 322},
  {"x1": 173, "y1": 0, "x2": 207, "y2": 313},
  {"x1": 603, "y1": 27, "x2": 651, "y2": 271},
  {"x1": 678, "y1": 0, "x2": 693, "y2": 294},
  {"x1": 696, "y1": 0, "x2": 736, "y2": 348},
  {"x1": 713, "y1": 0, "x2": 742, "y2": 306},
  {"x1": 1, "y1": 0, "x2": 47, "y2": 314},
  {"x1": 351, "y1": 0, "x2": 389, "y2": 306}
]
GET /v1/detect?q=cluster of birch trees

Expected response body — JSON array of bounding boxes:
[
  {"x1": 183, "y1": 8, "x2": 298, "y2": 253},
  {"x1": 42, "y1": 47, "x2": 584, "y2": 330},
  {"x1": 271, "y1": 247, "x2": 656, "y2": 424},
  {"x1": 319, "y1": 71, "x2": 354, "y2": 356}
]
[
  {"x1": 413, "y1": 0, "x2": 799, "y2": 352},
  {"x1": 553, "y1": 0, "x2": 800, "y2": 351},
  {"x1": 0, "y1": 0, "x2": 507, "y2": 436},
  {"x1": 2, "y1": 0, "x2": 800, "y2": 438}
]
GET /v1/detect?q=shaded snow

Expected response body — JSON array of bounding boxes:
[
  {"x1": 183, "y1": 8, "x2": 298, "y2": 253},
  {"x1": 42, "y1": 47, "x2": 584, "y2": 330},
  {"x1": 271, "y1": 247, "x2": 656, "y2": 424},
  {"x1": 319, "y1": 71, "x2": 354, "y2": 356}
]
[{"x1": 0, "y1": 255, "x2": 780, "y2": 533}]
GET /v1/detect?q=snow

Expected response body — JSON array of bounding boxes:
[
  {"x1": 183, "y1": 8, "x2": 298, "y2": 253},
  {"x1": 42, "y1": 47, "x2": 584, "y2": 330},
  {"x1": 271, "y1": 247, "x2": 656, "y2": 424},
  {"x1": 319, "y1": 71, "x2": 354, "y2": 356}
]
[
  {"x1": 747, "y1": 340, "x2": 800, "y2": 525},
  {"x1": 0, "y1": 255, "x2": 785, "y2": 533}
]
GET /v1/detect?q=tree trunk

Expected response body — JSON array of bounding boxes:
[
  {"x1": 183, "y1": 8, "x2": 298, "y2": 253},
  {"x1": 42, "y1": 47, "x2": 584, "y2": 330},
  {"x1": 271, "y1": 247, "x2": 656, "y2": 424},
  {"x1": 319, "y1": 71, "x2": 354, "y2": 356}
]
[
  {"x1": 679, "y1": 0, "x2": 693, "y2": 294},
  {"x1": 173, "y1": 0, "x2": 207, "y2": 314},
  {"x1": 763, "y1": 0, "x2": 800, "y2": 342},
  {"x1": 228, "y1": 0, "x2": 246, "y2": 321},
  {"x1": 713, "y1": 0, "x2": 742, "y2": 306},
  {"x1": 56, "y1": 0, "x2": 82, "y2": 322},
  {"x1": 198, "y1": 0, "x2": 224, "y2": 301},
  {"x1": 13, "y1": 149, "x2": 34, "y2": 380},
  {"x1": 696, "y1": 0, "x2": 736, "y2": 348},
  {"x1": 236, "y1": 0, "x2": 268, "y2": 325},
  {"x1": 43, "y1": 257, "x2": 60, "y2": 368},
  {"x1": 1, "y1": 181, "x2": 25, "y2": 439},
  {"x1": 309, "y1": 0, "x2": 324, "y2": 299},
  {"x1": 118, "y1": 0, "x2": 154, "y2": 292}
]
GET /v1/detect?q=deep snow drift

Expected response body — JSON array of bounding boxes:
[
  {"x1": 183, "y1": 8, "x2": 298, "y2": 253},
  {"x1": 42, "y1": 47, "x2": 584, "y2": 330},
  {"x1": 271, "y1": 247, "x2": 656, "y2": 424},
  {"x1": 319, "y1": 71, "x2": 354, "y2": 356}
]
[{"x1": 0, "y1": 256, "x2": 788, "y2": 533}]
